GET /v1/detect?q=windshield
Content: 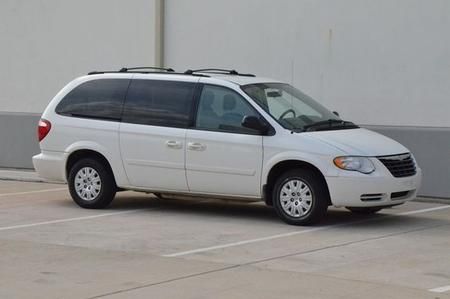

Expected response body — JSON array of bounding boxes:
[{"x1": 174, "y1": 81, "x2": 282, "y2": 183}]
[{"x1": 242, "y1": 83, "x2": 356, "y2": 132}]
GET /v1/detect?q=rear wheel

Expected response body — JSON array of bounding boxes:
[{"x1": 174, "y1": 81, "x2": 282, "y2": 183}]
[
  {"x1": 273, "y1": 169, "x2": 329, "y2": 225},
  {"x1": 68, "y1": 158, "x2": 116, "y2": 209},
  {"x1": 346, "y1": 207, "x2": 383, "y2": 214}
]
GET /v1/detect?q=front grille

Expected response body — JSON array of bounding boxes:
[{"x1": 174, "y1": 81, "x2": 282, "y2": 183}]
[{"x1": 377, "y1": 153, "x2": 416, "y2": 178}]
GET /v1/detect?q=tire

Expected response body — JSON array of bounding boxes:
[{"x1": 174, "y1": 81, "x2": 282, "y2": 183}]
[
  {"x1": 273, "y1": 169, "x2": 329, "y2": 225},
  {"x1": 346, "y1": 207, "x2": 383, "y2": 214},
  {"x1": 68, "y1": 158, "x2": 116, "y2": 209}
]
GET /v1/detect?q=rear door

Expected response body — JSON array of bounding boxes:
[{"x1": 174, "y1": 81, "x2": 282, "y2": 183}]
[
  {"x1": 119, "y1": 75, "x2": 198, "y2": 191},
  {"x1": 185, "y1": 83, "x2": 264, "y2": 197}
]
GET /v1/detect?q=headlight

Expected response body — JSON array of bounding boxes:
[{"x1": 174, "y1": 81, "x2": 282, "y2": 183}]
[{"x1": 333, "y1": 156, "x2": 375, "y2": 174}]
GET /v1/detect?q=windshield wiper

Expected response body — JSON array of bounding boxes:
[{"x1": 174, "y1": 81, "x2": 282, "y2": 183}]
[{"x1": 302, "y1": 119, "x2": 358, "y2": 132}]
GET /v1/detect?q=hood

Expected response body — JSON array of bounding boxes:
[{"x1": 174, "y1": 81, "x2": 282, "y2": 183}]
[{"x1": 308, "y1": 128, "x2": 409, "y2": 156}]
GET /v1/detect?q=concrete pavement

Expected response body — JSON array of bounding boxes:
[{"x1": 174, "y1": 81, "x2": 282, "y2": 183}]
[{"x1": 0, "y1": 180, "x2": 449, "y2": 298}]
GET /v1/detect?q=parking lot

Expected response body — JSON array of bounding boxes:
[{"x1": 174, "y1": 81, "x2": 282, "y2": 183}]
[{"x1": 0, "y1": 180, "x2": 449, "y2": 298}]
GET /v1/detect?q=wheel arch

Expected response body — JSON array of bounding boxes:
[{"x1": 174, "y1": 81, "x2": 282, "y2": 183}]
[
  {"x1": 263, "y1": 159, "x2": 331, "y2": 206},
  {"x1": 65, "y1": 149, "x2": 115, "y2": 184}
]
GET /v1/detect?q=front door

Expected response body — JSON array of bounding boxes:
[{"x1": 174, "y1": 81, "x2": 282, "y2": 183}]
[{"x1": 186, "y1": 84, "x2": 263, "y2": 197}]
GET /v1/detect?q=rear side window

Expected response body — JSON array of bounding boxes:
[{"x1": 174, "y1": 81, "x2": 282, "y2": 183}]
[
  {"x1": 55, "y1": 79, "x2": 130, "y2": 121},
  {"x1": 122, "y1": 80, "x2": 195, "y2": 127}
]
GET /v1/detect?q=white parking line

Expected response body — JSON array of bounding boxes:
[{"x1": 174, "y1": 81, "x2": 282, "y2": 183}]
[
  {"x1": 0, "y1": 196, "x2": 212, "y2": 232},
  {"x1": 163, "y1": 227, "x2": 325, "y2": 257},
  {"x1": 0, "y1": 210, "x2": 139, "y2": 232},
  {"x1": 0, "y1": 188, "x2": 67, "y2": 197},
  {"x1": 162, "y1": 205, "x2": 450, "y2": 257},
  {"x1": 397, "y1": 205, "x2": 450, "y2": 216},
  {"x1": 429, "y1": 285, "x2": 450, "y2": 293}
]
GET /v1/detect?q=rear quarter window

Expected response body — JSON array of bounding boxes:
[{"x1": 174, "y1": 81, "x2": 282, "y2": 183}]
[{"x1": 55, "y1": 79, "x2": 130, "y2": 121}]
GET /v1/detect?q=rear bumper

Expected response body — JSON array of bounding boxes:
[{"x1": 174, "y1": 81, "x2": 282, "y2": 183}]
[
  {"x1": 326, "y1": 168, "x2": 422, "y2": 207},
  {"x1": 32, "y1": 151, "x2": 67, "y2": 182}
]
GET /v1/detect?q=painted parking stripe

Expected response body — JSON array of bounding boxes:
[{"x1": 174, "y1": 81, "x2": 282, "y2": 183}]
[
  {"x1": 0, "y1": 198, "x2": 212, "y2": 232},
  {"x1": 0, "y1": 210, "x2": 139, "y2": 232},
  {"x1": 429, "y1": 285, "x2": 450, "y2": 293},
  {"x1": 396, "y1": 205, "x2": 450, "y2": 216},
  {"x1": 0, "y1": 188, "x2": 67, "y2": 197},
  {"x1": 163, "y1": 204, "x2": 450, "y2": 257},
  {"x1": 163, "y1": 227, "x2": 326, "y2": 257}
]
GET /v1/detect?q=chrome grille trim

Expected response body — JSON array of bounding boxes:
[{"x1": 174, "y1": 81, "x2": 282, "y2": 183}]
[{"x1": 377, "y1": 153, "x2": 417, "y2": 178}]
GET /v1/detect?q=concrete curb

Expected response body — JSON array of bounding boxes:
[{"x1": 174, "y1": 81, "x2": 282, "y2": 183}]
[{"x1": 0, "y1": 168, "x2": 65, "y2": 185}]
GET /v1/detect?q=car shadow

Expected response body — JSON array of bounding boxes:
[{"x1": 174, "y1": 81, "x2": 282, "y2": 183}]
[
  {"x1": 112, "y1": 194, "x2": 283, "y2": 224},
  {"x1": 90, "y1": 193, "x2": 450, "y2": 228}
]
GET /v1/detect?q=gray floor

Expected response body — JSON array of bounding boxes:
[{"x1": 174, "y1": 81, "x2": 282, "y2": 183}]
[{"x1": 1, "y1": 180, "x2": 450, "y2": 298}]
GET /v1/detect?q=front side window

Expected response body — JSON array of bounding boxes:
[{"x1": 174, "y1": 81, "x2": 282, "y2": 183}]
[
  {"x1": 55, "y1": 79, "x2": 130, "y2": 120},
  {"x1": 195, "y1": 85, "x2": 260, "y2": 134},
  {"x1": 122, "y1": 80, "x2": 195, "y2": 127},
  {"x1": 242, "y1": 83, "x2": 358, "y2": 132}
]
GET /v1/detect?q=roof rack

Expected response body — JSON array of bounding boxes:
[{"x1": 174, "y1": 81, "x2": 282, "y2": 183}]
[
  {"x1": 119, "y1": 66, "x2": 175, "y2": 72},
  {"x1": 88, "y1": 66, "x2": 175, "y2": 75},
  {"x1": 184, "y1": 68, "x2": 255, "y2": 77}
]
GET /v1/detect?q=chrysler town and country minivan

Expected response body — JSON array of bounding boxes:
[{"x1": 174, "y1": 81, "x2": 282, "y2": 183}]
[{"x1": 33, "y1": 67, "x2": 422, "y2": 225}]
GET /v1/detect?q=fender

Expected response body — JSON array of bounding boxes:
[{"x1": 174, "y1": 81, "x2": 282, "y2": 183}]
[
  {"x1": 64, "y1": 141, "x2": 130, "y2": 187},
  {"x1": 262, "y1": 151, "x2": 340, "y2": 186}
]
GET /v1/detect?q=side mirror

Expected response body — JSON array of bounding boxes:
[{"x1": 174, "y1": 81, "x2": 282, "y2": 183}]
[
  {"x1": 333, "y1": 111, "x2": 340, "y2": 117},
  {"x1": 241, "y1": 115, "x2": 269, "y2": 134}
]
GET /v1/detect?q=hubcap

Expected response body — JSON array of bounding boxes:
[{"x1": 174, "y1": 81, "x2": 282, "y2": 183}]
[
  {"x1": 279, "y1": 179, "x2": 313, "y2": 217},
  {"x1": 74, "y1": 167, "x2": 101, "y2": 201}
]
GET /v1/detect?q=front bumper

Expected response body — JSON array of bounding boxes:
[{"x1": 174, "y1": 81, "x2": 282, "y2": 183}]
[
  {"x1": 32, "y1": 151, "x2": 68, "y2": 183},
  {"x1": 326, "y1": 168, "x2": 422, "y2": 208}
]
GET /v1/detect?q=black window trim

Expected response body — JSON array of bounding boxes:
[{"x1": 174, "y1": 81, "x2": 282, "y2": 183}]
[
  {"x1": 55, "y1": 78, "x2": 275, "y2": 135},
  {"x1": 190, "y1": 83, "x2": 275, "y2": 136}
]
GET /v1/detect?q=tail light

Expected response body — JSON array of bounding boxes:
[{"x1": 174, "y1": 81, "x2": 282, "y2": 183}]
[{"x1": 38, "y1": 119, "x2": 52, "y2": 142}]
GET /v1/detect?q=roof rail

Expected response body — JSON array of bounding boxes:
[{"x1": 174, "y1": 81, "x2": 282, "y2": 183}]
[
  {"x1": 119, "y1": 66, "x2": 175, "y2": 72},
  {"x1": 184, "y1": 68, "x2": 255, "y2": 77},
  {"x1": 88, "y1": 66, "x2": 175, "y2": 75}
]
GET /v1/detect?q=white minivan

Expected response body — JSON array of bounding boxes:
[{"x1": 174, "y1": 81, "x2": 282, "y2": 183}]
[{"x1": 33, "y1": 67, "x2": 422, "y2": 225}]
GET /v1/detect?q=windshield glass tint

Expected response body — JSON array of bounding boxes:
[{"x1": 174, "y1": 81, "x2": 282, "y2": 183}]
[{"x1": 241, "y1": 83, "x2": 340, "y2": 131}]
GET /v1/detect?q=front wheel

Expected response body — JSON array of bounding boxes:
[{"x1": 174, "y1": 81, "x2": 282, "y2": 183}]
[
  {"x1": 273, "y1": 169, "x2": 329, "y2": 225},
  {"x1": 68, "y1": 158, "x2": 116, "y2": 209}
]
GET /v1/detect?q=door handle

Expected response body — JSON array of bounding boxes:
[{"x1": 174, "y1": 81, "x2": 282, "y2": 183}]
[
  {"x1": 187, "y1": 142, "x2": 206, "y2": 151},
  {"x1": 166, "y1": 140, "x2": 182, "y2": 149}
]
